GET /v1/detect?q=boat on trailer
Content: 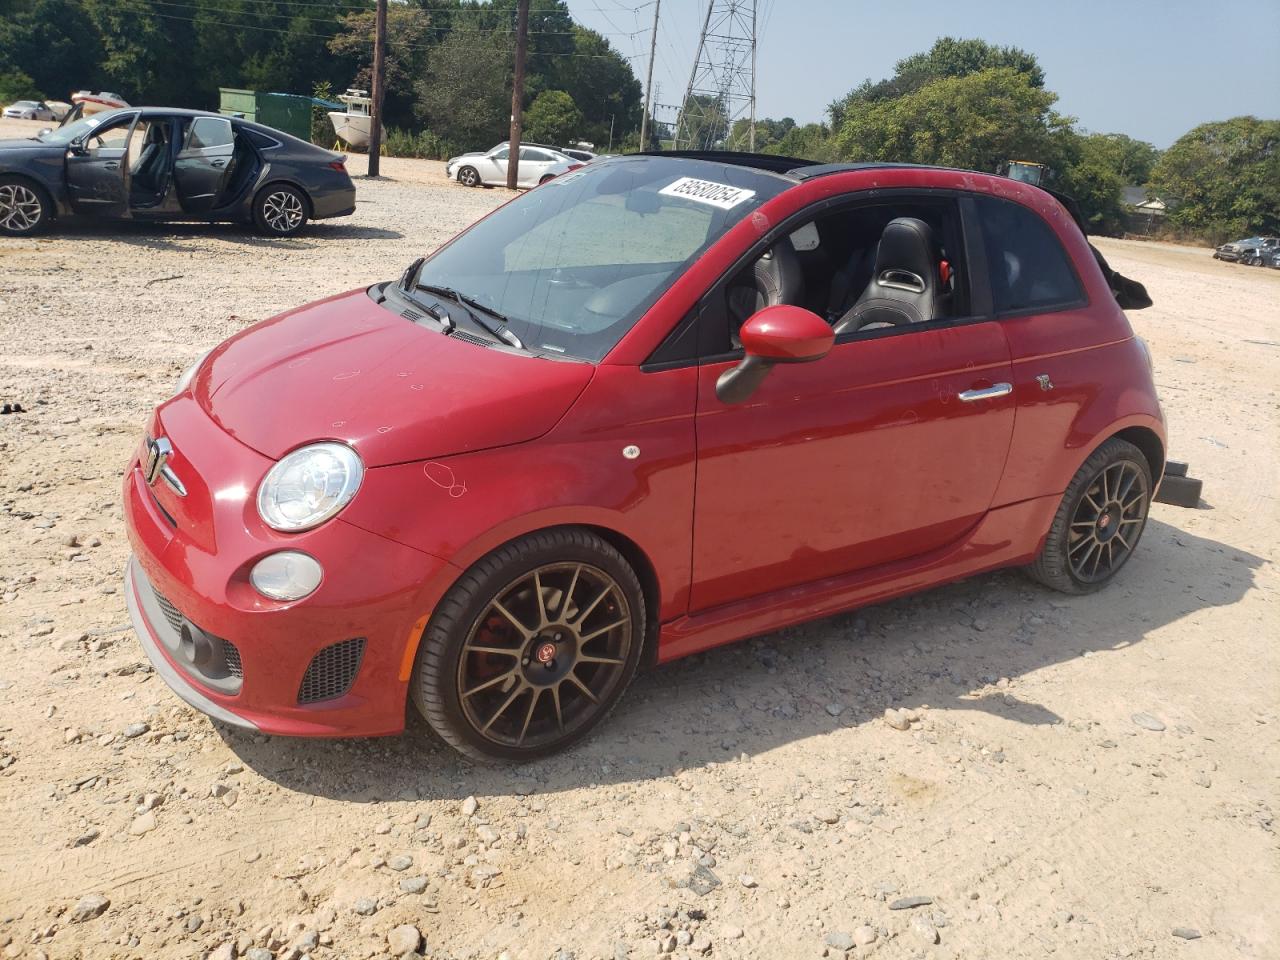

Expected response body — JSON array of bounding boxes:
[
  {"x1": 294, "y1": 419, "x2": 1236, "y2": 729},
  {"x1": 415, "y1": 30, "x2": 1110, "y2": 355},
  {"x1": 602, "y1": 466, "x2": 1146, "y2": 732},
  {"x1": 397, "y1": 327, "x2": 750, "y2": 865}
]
[
  {"x1": 70, "y1": 91, "x2": 130, "y2": 115},
  {"x1": 327, "y1": 89, "x2": 380, "y2": 149}
]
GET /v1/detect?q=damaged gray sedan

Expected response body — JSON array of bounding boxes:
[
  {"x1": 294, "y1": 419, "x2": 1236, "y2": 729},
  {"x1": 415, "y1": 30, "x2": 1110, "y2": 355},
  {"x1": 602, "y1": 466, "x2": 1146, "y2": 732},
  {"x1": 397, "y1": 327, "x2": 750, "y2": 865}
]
[{"x1": 0, "y1": 107, "x2": 355, "y2": 237}]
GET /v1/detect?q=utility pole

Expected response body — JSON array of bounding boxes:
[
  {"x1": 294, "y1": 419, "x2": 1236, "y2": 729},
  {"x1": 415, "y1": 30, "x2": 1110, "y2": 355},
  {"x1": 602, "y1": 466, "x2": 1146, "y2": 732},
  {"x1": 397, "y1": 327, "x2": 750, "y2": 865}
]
[
  {"x1": 367, "y1": 0, "x2": 387, "y2": 176},
  {"x1": 506, "y1": 0, "x2": 530, "y2": 190},
  {"x1": 639, "y1": 0, "x2": 661, "y2": 151}
]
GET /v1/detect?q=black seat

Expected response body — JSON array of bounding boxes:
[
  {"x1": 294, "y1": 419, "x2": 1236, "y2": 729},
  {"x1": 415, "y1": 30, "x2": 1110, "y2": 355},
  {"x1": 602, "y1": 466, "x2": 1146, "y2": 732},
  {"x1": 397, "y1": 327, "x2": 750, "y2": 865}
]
[
  {"x1": 833, "y1": 218, "x2": 940, "y2": 334},
  {"x1": 727, "y1": 237, "x2": 805, "y2": 339}
]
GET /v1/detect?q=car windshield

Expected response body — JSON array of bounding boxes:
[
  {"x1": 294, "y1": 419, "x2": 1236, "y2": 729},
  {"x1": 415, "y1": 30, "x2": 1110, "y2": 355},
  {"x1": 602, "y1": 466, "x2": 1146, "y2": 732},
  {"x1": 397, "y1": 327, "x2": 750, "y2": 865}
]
[
  {"x1": 11, "y1": 101, "x2": 37, "y2": 109},
  {"x1": 35, "y1": 111, "x2": 122, "y2": 145},
  {"x1": 413, "y1": 155, "x2": 789, "y2": 361}
]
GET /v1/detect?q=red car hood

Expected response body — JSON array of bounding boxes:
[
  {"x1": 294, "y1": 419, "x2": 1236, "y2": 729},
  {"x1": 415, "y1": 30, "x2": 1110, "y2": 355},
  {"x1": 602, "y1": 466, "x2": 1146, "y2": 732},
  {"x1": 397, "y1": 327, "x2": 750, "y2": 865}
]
[{"x1": 196, "y1": 289, "x2": 593, "y2": 467}]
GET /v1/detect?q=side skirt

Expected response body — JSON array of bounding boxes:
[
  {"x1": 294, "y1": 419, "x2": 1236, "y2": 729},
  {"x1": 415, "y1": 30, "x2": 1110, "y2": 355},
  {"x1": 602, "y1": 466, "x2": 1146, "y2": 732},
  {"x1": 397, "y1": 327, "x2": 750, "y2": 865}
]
[{"x1": 655, "y1": 494, "x2": 1060, "y2": 663}]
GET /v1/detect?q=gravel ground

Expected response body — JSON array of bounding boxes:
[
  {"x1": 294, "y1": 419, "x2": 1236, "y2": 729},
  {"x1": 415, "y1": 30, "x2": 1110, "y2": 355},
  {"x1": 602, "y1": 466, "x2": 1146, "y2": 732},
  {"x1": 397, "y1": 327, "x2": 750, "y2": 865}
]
[{"x1": 1, "y1": 116, "x2": 1277, "y2": 960}]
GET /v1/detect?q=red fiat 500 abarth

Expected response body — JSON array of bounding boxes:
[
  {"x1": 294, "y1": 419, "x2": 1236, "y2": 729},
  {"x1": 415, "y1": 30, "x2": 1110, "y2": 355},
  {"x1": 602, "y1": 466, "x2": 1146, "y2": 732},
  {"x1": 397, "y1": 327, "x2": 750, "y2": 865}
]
[{"x1": 123, "y1": 153, "x2": 1164, "y2": 761}]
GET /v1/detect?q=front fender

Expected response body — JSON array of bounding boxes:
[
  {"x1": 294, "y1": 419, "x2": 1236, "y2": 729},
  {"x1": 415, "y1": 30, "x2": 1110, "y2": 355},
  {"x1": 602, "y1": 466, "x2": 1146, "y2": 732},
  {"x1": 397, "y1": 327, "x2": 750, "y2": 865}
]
[{"x1": 339, "y1": 365, "x2": 699, "y2": 624}]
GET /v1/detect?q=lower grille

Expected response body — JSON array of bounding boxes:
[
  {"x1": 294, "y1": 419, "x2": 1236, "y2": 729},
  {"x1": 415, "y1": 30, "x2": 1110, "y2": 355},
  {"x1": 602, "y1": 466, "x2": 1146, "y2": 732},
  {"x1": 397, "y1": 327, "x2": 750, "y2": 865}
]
[
  {"x1": 222, "y1": 640, "x2": 243, "y2": 679},
  {"x1": 152, "y1": 588, "x2": 185, "y2": 633},
  {"x1": 298, "y1": 638, "x2": 366, "y2": 704},
  {"x1": 148, "y1": 584, "x2": 243, "y2": 692}
]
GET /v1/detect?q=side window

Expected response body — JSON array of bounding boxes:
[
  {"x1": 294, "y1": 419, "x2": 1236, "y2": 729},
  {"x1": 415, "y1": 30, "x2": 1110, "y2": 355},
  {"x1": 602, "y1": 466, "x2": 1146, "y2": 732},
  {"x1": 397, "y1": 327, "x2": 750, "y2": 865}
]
[
  {"x1": 711, "y1": 197, "x2": 969, "y2": 354},
  {"x1": 491, "y1": 146, "x2": 510, "y2": 161},
  {"x1": 975, "y1": 195, "x2": 1083, "y2": 314},
  {"x1": 84, "y1": 117, "x2": 134, "y2": 155},
  {"x1": 186, "y1": 117, "x2": 233, "y2": 152}
]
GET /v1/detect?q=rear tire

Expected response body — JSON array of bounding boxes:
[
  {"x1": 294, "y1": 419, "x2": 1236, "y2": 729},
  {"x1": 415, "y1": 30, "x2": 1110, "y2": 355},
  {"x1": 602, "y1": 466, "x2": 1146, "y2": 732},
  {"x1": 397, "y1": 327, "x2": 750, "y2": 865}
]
[
  {"x1": 412, "y1": 528, "x2": 645, "y2": 762},
  {"x1": 1026, "y1": 437, "x2": 1152, "y2": 594},
  {"x1": 252, "y1": 183, "x2": 309, "y2": 236},
  {"x1": 0, "y1": 176, "x2": 51, "y2": 236}
]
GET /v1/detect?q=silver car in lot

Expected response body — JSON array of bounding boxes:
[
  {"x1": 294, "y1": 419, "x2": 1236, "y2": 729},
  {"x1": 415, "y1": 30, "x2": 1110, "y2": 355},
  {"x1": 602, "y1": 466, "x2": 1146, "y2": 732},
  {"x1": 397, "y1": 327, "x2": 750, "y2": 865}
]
[
  {"x1": 3, "y1": 100, "x2": 57, "y2": 122},
  {"x1": 1213, "y1": 235, "x2": 1279, "y2": 265},
  {"x1": 445, "y1": 142, "x2": 581, "y2": 188}
]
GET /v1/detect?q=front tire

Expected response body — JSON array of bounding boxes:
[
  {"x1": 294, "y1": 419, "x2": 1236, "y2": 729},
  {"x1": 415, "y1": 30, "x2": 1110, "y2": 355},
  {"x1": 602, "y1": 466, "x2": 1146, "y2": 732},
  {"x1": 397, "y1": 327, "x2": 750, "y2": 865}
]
[
  {"x1": 253, "y1": 184, "x2": 309, "y2": 236},
  {"x1": 457, "y1": 165, "x2": 480, "y2": 187},
  {"x1": 412, "y1": 528, "x2": 645, "y2": 762},
  {"x1": 0, "y1": 176, "x2": 51, "y2": 236},
  {"x1": 1026, "y1": 437, "x2": 1153, "y2": 594}
]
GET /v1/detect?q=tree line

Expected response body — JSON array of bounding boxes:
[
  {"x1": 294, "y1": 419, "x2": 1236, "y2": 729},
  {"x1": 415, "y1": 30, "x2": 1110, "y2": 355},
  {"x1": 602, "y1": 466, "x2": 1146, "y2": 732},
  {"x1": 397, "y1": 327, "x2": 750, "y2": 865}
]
[
  {"x1": 738, "y1": 38, "x2": 1278, "y2": 243},
  {"x1": 0, "y1": 0, "x2": 642, "y2": 153},
  {"x1": 1, "y1": 15, "x2": 1273, "y2": 242}
]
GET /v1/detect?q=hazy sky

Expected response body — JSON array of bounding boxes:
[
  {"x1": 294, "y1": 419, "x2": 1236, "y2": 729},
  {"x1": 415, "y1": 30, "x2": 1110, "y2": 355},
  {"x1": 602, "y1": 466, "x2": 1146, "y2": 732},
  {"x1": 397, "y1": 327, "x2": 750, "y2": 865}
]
[{"x1": 565, "y1": 0, "x2": 1280, "y2": 148}]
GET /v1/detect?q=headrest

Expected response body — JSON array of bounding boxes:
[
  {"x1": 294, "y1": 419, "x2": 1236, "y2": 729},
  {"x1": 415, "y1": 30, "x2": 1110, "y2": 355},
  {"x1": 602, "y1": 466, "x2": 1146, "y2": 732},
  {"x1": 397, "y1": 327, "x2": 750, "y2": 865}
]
[{"x1": 872, "y1": 218, "x2": 937, "y2": 294}]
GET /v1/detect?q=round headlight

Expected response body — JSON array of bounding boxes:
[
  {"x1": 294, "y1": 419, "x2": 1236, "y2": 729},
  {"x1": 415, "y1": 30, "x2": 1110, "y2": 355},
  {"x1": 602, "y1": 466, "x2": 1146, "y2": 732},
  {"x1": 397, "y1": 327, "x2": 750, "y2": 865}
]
[
  {"x1": 257, "y1": 442, "x2": 363, "y2": 532},
  {"x1": 250, "y1": 551, "x2": 323, "y2": 601},
  {"x1": 175, "y1": 348, "x2": 212, "y2": 396}
]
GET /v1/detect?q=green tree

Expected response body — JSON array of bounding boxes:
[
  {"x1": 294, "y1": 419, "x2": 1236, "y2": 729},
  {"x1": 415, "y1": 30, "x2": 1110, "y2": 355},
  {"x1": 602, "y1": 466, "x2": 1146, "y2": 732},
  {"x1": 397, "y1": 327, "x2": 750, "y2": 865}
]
[
  {"x1": 416, "y1": 29, "x2": 512, "y2": 148},
  {"x1": 766, "y1": 122, "x2": 835, "y2": 161},
  {"x1": 549, "y1": 25, "x2": 641, "y2": 148},
  {"x1": 1149, "y1": 116, "x2": 1280, "y2": 241},
  {"x1": 833, "y1": 67, "x2": 1071, "y2": 173},
  {"x1": 329, "y1": 4, "x2": 435, "y2": 127},
  {"x1": 524, "y1": 90, "x2": 582, "y2": 145},
  {"x1": 1073, "y1": 132, "x2": 1160, "y2": 184},
  {"x1": 0, "y1": 70, "x2": 41, "y2": 102},
  {"x1": 830, "y1": 36, "x2": 1043, "y2": 124}
]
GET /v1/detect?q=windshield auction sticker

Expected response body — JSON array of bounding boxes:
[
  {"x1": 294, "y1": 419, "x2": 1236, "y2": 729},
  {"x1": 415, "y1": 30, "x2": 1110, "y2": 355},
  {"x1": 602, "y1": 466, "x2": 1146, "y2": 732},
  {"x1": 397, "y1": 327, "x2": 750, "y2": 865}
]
[{"x1": 659, "y1": 177, "x2": 756, "y2": 210}]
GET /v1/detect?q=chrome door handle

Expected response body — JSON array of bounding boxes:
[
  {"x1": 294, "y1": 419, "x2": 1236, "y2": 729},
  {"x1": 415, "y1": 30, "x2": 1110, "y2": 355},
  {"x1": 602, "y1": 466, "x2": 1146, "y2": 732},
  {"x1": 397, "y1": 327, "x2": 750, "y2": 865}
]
[{"x1": 958, "y1": 382, "x2": 1013, "y2": 402}]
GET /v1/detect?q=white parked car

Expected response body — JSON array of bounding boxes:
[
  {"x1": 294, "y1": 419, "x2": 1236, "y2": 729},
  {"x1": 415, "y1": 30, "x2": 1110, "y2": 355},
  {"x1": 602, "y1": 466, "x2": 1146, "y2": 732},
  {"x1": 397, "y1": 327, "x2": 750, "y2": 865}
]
[
  {"x1": 445, "y1": 142, "x2": 581, "y2": 188},
  {"x1": 3, "y1": 100, "x2": 57, "y2": 121}
]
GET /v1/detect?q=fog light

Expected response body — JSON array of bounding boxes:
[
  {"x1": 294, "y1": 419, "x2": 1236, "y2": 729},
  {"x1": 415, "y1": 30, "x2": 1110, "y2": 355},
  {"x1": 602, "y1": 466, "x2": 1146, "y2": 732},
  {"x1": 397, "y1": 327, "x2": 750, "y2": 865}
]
[{"x1": 250, "y1": 551, "x2": 323, "y2": 601}]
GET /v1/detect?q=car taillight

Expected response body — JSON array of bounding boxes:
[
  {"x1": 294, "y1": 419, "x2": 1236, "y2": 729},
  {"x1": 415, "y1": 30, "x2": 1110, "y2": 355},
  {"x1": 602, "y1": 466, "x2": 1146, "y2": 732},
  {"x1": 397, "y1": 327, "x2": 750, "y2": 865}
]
[{"x1": 328, "y1": 159, "x2": 347, "y2": 173}]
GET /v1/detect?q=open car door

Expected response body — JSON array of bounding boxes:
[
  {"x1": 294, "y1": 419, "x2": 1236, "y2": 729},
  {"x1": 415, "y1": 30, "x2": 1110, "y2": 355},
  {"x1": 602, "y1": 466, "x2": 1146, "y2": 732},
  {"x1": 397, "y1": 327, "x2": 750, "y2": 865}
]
[
  {"x1": 174, "y1": 116, "x2": 235, "y2": 214},
  {"x1": 65, "y1": 112, "x2": 137, "y2": 218}
]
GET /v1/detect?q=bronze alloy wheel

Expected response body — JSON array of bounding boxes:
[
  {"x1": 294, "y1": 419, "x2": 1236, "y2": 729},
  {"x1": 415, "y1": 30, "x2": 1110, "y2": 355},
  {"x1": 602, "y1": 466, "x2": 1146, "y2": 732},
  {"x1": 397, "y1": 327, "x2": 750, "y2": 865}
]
[
  {"x1": 455, "y1": 561, "x2": 633, "y2": 750},
  {"x1": 1066, "y1": 459, "x2": 1149, "y2": 584},
  {"x1": 1027, "y1": 437, "x2": 1153, "y2": 594}
]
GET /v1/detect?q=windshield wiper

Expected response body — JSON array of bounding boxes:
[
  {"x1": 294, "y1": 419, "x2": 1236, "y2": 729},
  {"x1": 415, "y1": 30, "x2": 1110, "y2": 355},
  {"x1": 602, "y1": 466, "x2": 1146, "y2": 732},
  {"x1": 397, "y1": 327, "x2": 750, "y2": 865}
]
[
  {"x1": 400, "y1": 288, "x2": 455, "y2": 334},
  {"x1": 415, "y1": 283, "x2": 524, "y2": 350}
]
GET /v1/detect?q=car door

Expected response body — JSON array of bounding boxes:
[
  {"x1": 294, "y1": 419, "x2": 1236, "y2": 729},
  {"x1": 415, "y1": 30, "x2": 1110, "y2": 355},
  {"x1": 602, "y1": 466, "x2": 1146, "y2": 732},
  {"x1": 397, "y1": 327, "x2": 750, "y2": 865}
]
[
  {"x1": 65, "y1": 111, "x2": 138, "y2": 217},
  {"x1": 482, "y1": 146, "x2": 510, "y2": 186},
  {"x1": 518, "y1": 147, "x2": 553, "y2": 187},
  {"x1": 689, "y1": 195, "x2": 1016, "y2": 612},
  {"x1": 174, "y1": 116, "x2": 235, "y2": 213}
]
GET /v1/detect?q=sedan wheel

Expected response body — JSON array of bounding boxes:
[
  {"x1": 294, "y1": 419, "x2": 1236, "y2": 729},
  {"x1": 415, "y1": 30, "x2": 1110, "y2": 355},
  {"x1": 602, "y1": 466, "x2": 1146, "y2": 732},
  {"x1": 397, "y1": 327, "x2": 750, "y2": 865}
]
[
  {"x1": 1027, "y1": 437, "x2": 1152, "y2": 593},
  {"x1": 253, "y1": 184, "x2": 309, "y2": 236},
  {"x1": 413, "y1": 528, "x2": 645, "y2": 761},
  {"x1": 457, "y1": 165, "x2": 480, "y2": 187},
  {"x1": 0, "y1": 178, "x2": 49, "y2": 236}
]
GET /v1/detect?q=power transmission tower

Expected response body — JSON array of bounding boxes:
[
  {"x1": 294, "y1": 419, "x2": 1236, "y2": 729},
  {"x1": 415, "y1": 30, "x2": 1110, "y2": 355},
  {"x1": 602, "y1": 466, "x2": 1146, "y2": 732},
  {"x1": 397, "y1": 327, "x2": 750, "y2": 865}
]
[{"x1": 673, "y1": 0, "x2": 757, "y2": 152}]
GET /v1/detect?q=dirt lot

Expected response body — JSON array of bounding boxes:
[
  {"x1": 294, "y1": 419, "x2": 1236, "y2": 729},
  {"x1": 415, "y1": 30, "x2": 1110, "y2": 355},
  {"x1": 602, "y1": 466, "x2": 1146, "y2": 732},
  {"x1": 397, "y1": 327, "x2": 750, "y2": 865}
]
[{"x1": 1, "y1": 115, "x2": 1278, "y2": 960}]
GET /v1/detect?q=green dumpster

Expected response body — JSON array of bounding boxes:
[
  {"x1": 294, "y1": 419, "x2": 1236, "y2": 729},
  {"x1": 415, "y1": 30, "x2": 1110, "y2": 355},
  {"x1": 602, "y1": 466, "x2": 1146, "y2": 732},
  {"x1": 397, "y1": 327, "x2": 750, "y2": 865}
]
[{"x1": 218, "y1": 88, "x2": 313, "y2": 142}]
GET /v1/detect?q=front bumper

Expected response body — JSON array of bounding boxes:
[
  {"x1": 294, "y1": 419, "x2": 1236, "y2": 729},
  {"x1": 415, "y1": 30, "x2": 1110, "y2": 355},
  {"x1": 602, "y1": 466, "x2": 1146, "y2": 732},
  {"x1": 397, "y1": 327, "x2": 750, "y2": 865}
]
[{"x1": 123, "y1": 396, "x2": 459, "y2": 737}]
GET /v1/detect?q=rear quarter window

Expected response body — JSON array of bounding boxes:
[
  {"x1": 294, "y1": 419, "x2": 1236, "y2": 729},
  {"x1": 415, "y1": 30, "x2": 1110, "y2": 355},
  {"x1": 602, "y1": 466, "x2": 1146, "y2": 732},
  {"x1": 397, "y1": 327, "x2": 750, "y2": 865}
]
[{"x1": 976, "y1": 195, "x2": 1084, "y2": 314}]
